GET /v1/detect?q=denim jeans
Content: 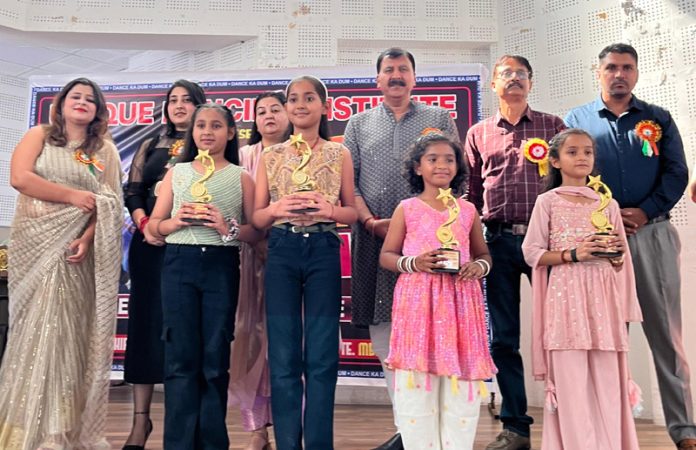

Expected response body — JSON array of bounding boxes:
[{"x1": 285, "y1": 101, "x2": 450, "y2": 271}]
[
  {"x1": 264, "y1": 227, "x2": 342, "y2": 450},
  {"x1": 161, "y1": 244, "x2": 240, "y2": 450},
  {"x1": 484, "y1": 225, "x2": 534, "y2": 437}
]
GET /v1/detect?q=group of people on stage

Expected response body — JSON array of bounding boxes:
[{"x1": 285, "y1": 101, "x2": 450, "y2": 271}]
[{"x1": 0, "y1": 42, "x2": 694, "y2": 450}]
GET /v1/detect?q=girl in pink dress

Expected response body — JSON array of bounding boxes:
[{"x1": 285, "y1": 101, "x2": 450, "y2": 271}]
[
  {"x1": 380, "y1": 133, "x2": 497, "y2": 450},
  {"x1": 521, "y1": 128, "x2": 643, "y2": 450}
]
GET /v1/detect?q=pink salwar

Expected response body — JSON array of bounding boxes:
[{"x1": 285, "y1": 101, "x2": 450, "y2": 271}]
[{"x1": 541, "y1": 350, "x2": 640, "y2": 450}]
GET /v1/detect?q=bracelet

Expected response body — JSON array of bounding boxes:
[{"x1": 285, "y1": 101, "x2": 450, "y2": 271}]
[
  {"x1": 570, "y1": 248, "x2": 579, "y2": 263},
  {"x1": 363, "y1": 216, "x2": 375, "y2": 226},
  {"x1": 221, "y1": 217, "x2": 240, "y2": 243},
  {"x1": 397, "y1": 255, "x2": 418, "y2": 273},
  {"x1": 408, "y1": 256, "x2": 418, "y2": 273},
  {"x1": 473, "y1": 259, "x2": 491, "y2": 277},
  {"x1": 397, "y1": 256, "x2": 407, "y2": 273},
  {"x1": 328, "y1": 203, "x2": 335, "y2": 220},
  {"x1": 138, "y1": 216, "x2": 150, "y2": 233},
  {"x1": 560, "y1": 249, "x2": 569, "y2": 263}
]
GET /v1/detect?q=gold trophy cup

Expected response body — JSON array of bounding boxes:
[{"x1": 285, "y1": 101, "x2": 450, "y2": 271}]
[
  {"x1": 433, "y1": 188, "x2": 461, "y2": 273},
  {"x1": 587, "y1": 175, "x2": 622, "y2": 258},
  {"x1": 183, "y1": 148, "x2": 215, "y2": 225},
  {"x1": 289, "y1": 133, "x2": 320, "y2": 214}
]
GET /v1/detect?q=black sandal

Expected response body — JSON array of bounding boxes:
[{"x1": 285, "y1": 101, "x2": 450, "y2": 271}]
[{"x1": 122, "y1": 411, "x2": 153, "y2": 450}]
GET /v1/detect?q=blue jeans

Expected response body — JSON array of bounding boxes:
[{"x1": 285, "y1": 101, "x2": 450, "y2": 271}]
[
  {"x1": 264, "y1": 227, "x2": 342, "y2": 450},
  {"x1": 484, "y1": 226, "x2": 534, "y2": 437},
  {"x1": 161, "y1": 244, "x2": 240, "y2": 450}
]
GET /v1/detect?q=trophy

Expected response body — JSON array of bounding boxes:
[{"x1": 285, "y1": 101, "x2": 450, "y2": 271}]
[
  {"x1": 183, "y1": 148, "x2": 215, "y2": 225},
  {"x1": 433, "y1": 188, "x2": 461, "y2": 273},
  {"x1": 289, "y1": 133, "x2": 319, "y2": 214},
  {"x1": 587, "y1": 175, "x2": 622, "y2": 258}
]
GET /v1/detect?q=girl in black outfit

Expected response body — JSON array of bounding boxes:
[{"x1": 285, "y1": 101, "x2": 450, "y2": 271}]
[{"x1": 122, "y1": 80, "x2": 206, "y2": 450}]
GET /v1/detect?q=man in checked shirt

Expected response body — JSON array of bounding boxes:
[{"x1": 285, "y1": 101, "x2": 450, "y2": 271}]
[{"x1": 464, "y1": 55, "x2": 565, "y2": 450}]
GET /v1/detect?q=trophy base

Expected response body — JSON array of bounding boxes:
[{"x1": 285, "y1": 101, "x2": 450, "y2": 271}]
[
  {"x1": 289, "y1": 207, "x2": 320, "y2": 214},
  {"x1": 182, "y1": 203, "x2": 212, "y2": 225},
  {"x1": 591, "y1": 232, "x2": 622, "y2": 258},
  {"x1": 432, "y1": 248, "x2": 460, "y2": 273},
  {"x1": 182, "y1": 217, "x2": 213, "y2": 225},
  {"x1": 591, "y1": 250, "x2": 623, "y2": 258}
]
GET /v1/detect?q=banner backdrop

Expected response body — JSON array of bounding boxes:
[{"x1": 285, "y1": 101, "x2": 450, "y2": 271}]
[{"x1": 28, "y1": 65, "x2": 484, "y2": 384}]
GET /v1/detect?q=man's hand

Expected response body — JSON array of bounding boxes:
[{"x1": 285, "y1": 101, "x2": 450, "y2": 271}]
[{"x1": 621, "y1": 208, "x2": 648, "y2": 235}]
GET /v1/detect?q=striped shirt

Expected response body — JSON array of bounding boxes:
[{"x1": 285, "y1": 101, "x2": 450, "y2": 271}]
[{"x1": 464, "y1": 107, "x2": 565, "y2": 224}]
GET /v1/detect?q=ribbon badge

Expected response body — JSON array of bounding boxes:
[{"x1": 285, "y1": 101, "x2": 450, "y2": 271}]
[
  {"x1": 635, "y1": 120, "x2": 662, "y2": 157},
  {"x1": 167, "y1": 138, "x2": 185, "y2": 168},
  {"x1": 73, "y1": 149, "x2": 104, "y2": 176},
  {"x1": 421, "y1": 127, "x2": 443, "y2": 136},
  {"x1": 523, "y1": 138, "x2": 549, "y2": 177}
]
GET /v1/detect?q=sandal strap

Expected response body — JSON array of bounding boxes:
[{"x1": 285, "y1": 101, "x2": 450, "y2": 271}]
[{"x1": 134, "y1": 411, "x2": 150, "y2": 415}]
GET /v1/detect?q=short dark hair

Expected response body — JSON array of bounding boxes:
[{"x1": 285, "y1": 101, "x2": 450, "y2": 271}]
[
  {"x1": 492, "y1": 55, "x2": 533, "y2": 79},
  {"x1": 248, "y1": 91, "x2": 291, "y2": 146},
  {"x1": 163, "y1": 79, "x2": 207, "y2": 137},
  {"x1": 598, "y1": 43, "x2": 638, "y2": 64},
  {"x1": 377, "y1": 47, "x2": 416, "y2": 73},
  {"x1": 402, "y1": 133, "x2": 468, "y2": 194}
]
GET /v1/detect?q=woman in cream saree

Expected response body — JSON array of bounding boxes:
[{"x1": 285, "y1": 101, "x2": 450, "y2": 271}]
[{"x1": 0, "y1": 78, "x2": 123, "y2": 450}]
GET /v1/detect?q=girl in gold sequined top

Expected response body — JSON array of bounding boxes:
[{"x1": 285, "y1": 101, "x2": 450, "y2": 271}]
[{"x1": 253, "y1": 76, "x2": 357, "y2": 450}]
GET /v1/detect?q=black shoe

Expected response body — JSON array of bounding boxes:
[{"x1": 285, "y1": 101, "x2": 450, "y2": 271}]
[
  {"x1": 372, "y1": 433, "x2": 403, "y2": 450},
  {"x1": 122, "y1": 413, "x2": 153, "y2": 450}
]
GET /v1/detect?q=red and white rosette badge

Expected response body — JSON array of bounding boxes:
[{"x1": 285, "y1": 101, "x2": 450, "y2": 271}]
[
  {"x1": 635, "y1": 120, "x2": 662, "y2": 157},
  {"x1": 523, "y1": 138, "x2": 549, "y2": 177}
]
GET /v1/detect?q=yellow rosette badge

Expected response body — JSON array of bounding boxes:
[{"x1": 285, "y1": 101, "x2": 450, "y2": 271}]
[
  {"x1": 523, "y1": 138, "x2": 549, "y2": 177},
  {"x1": 635, "y1": 120, "x2": 662, "y2": 157}
]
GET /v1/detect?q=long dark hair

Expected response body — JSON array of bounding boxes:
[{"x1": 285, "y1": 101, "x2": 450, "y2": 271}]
[
  {"x1": 163, "y1": 79, "x2": 207, "y2": 138},
  {"x1": 544, "y1": 128, "x2": 598, "y2": 192},
  {"x1": 180, "y1": 103, "x2": 239, "y2": 166},
  {"x1": 45, "y1": 77, "x2": 108, "y2": 155},
  {"x1": 248, "y1": 91, "x2": 291, "y2": 145},
  {"x1": 402, "y1": 133, "x2": 468, "y2": 194},
  {"x1": 285, "y1": 75, "x2": 331, "y2": 140}
]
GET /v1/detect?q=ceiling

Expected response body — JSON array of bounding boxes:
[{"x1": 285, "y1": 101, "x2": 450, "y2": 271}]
[{"x1": 0, "y1": 25, "x2": 244, "y2": 78}]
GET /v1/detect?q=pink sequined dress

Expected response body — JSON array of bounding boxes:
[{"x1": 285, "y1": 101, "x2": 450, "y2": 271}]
[
  {"x1": 386, "y1": 197, "x2": 497, "y2": 380},
  {"x1": 521, "y1": 186, "x2": 642, "y2": 378}
]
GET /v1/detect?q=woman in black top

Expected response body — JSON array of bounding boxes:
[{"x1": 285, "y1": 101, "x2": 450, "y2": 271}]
[{"x1": 122, "y1": 79, "x2": 206, "y2": 450}]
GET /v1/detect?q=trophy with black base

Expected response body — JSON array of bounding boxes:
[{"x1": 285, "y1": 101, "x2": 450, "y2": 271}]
[
  {"x1": 288, "y1": 133, "x2": 320, "y2": 214},
  {"x1": 433, "y1": 188, "x2": 461, "y2": 273},
  {"x1": 183, "y1": 148, "x2": 215, "y2": 225},
  {"x1": 587, "y1": 175, "x2": 622, "y2": 258}
]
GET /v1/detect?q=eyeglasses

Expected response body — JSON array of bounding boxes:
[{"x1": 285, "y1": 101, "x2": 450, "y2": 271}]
[{"x1": 497, "y1": 69, "x2": 531, "y2": 80}]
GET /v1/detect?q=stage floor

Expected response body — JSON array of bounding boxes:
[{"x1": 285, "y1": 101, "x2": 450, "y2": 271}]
[{"x1": 106, "y1": 383, "x2": 676, "y2": 449}]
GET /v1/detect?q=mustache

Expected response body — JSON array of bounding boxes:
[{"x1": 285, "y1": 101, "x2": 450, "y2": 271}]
[
  {"x1": 506, "y1": 81, "x2": 523, "y2": 89},
  {"x1": 388, "y1": 79, "x2": 407, "y2": 87}
]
